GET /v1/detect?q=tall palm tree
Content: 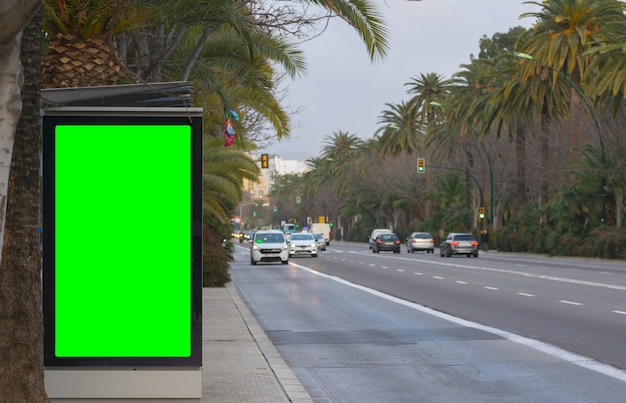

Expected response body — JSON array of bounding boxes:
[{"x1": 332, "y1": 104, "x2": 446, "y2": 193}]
[
  {"x1": 375, "y1": 101, "x2": 423, "y2": 156},
  {"x1": 404, "y1": 72, "x2": 451, "y2": 126},
  {"x1": 0, "y1": 6, "x2": 49, "y2": 402},
  {"x1": 519, "y1": 0, "x2": 626, "y2": 165}
]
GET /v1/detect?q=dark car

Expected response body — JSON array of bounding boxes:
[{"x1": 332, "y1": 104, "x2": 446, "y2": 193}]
[
  {"x1": 440, "y1": 232, "x2": 479, "y2": 258},
  {"x1": 372, "y1": 233, "x2": 401, "y2": 254}
]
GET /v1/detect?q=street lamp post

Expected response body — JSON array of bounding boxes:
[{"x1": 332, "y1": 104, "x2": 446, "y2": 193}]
[
  {"x1": 516, "y1": 53, "x2": 606, "y2": 224},
  {"x1": 430, "y1": 101, "x2": 494, "y2": 227}
]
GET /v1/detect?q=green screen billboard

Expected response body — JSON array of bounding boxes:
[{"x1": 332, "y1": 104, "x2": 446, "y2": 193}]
[{"x1": 43, "y1": 113, "x2": 202, "y2": 366}]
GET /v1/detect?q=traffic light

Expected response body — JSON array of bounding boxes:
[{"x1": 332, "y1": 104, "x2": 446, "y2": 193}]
[
  {"x1": 273, "y1": 206, "x2": 277, "y2": 213},
  {"x1": 261, "y1": 153, "x2": 269, "y2": 169},
  {"x1": 252, "y1": 211, "x2": 256, "y2": 217},
  {"x1": 478, "y1": 206, "x2": 485, "y2": 220},
  {"x1": 417, "y1": 158, "x2": 425, "y2": 173}
]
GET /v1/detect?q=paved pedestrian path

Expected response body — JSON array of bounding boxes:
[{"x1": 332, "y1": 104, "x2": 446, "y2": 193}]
[{"x1": 202, "y1": 283, "x2": 313, "y2": 402}]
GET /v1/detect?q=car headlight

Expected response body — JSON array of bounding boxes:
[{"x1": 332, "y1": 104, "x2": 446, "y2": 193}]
[{"x1": 252, "y1": 245, "x2": 259, "y2": 251}]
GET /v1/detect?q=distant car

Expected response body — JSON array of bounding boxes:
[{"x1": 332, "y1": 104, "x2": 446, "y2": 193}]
[
  {"x1": 406, "y1": 232, "x2": 435, "y2": 254},
  {"x1": 289, "y1": 232, "x2": 318, "y2": 257},
  {"x1": 250, "y1": 230, "x2": 289, "y2": 265},
  {"x1": 440, "y1": 232, "x2": 479, "y2": 258},
  {"x1": 372, "y1": 233, "x2": 401, "y2": 254},
  {"x1": 312, "y1": 233, "x2": 326, "y2": 251},
  {"x1": 369, "y1": 228, "x2": 392, "y2": 249}
]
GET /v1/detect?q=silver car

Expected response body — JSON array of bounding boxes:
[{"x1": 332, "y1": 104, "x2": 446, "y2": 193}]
[
  {"x1": 440, "y1": 232, "x2": 479, "y2": 258},
  {"x1": 289, "y1": 232, "x2": 318, "y2": 257},
  {"x1": 250, "y1": 230, "x2": 289, "y2": 265},
  {"x1": 406, "y1": 232, "x2": 435, "y2": 253}
]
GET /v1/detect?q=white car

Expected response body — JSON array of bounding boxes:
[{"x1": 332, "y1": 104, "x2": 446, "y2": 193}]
[
  {"x1": 289, "y1": 232, "x2": 318, "y2": 257},
  {"x1": 312, "y1": 233, "x2": 326, "y2": 251},
  {"x1": 250, "y1": 230, "x2": 289, "y2": 265}
]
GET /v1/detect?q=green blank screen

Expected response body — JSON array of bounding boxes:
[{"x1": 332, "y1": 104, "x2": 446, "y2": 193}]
[{"x1": 54, "y1": 125, "x2": 191, "y2": 357}]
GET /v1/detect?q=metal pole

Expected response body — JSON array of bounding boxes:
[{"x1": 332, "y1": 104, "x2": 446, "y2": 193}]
[
  {"x1": 517, "y1": 53, "x2": 606, "y2": 224},
  {"x1": 430, "y1": 102, "x2": 493, "y2": 228}
]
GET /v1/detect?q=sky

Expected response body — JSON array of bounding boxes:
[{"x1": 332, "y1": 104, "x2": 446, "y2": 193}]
[{"x1": 262, "y1": 0, "x2": 537, "y2": 161}]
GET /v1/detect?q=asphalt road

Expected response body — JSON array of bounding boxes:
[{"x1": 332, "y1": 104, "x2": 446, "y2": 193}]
[{"x1": 231, "y1": 241, "x2": 626, "y2": 402}]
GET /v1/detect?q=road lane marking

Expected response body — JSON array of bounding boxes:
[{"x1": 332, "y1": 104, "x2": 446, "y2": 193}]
[
  {"x1": 484, "y1": 286, "x2": 499, "y2": 291},
  {"x1": 456, "y1": 281, "x2": 467, "y2": 284},
  {"x1": 433, "y1": 276, "x2": 444, "y2": 280},
  {"x1": 517, "y1": 292, "x2": 535, "y2": 297},
  {"x1": 613, "y1": 311, "x2": 626, "y2": 315},
  {"x1": 345, "y1": 249, "x2": 626, "y2": 292},
  {"x1": 291, "y1": 262, "x2": 626, "y2": 383},
  {"x1": 414, "y1": 272, "x2": 423, "y2": 276},
  {"x1": 559, "y1": 300, "x2": 582, "y2": 306}
]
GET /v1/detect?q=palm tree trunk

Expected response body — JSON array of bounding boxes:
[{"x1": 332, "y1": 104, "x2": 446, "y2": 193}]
[
  {"x1": 0, "y1": 7, "x2": 49, "y2": 401},
  {"x1": 568, "y1": 71, "x2": 583, "y2": 179},
  {"x1": 540, "y1": 104, "x2": 551, "y2": 205},
  {"x1": 515, "y1": 122, "x2": 527, "y2": 212}
]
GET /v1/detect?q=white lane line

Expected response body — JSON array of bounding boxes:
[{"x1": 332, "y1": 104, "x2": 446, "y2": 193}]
[
  {"x1": 433, "y1": 276, "x2": 444, "y2": 280},
  {"x1": 456, "y1": 281, "x2": 467, "y2": 284},
  {"x1": 517, "y1": 292, "x2": 535, "y2": 297},
  {"x1": 485, "y1": 286, "x2": 499, "y2": 291},
  {"x1": 414, "y1": 272, "x2": 423, "y2": 276},
  {"x1": 346, "y1": 250, "x2": 626, "y2": 292},
  {"x1": 292, "y1": 262, "x2": 626, "y2": 383},
  {"x1": 559, "y1": 300, "x2": 582, "y2": 306},
  {"x1": 397, "y1": 269, "x2": 405, "y2": 272},
  {"x1": 613, "y1": 311, "x2": 626, "y2": 315}
]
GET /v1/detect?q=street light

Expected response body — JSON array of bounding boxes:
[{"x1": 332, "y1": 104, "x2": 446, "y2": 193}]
[
  {"x1": 430, "y1": 101, "x2": 494, "y2": 226},
  {"x1": 516, "y1": 52, "x2": 606, "y2": 224}
]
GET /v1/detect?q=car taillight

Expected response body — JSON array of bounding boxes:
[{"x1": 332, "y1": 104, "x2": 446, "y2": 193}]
[
  {"x1": 428, "y1": 239, "x2": 434, "y2": 243},
  {"x1": 376, "y1": 239, "x2": 382, "y2": 244},
  {"x1": 470, "y1": 241, "x2": 479, "y2": 246},
  {"x1": 395, "y1": 240, "x2": 400, "y2": 245},
  {"x1": 449, "y1": 241, "x2": 459, "y2": 246}
]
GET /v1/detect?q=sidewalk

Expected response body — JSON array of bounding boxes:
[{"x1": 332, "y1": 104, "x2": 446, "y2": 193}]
[{"x1": 202, "y1": 282, "x2": 313, "y2": 402}]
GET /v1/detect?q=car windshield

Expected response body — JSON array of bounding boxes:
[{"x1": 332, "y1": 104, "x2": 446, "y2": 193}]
[
  {"x1": 379, "y1": 234, "x2": 397, "y2": 241},
  {"x1": 453, "y1": 234, "x2": 475, "y2": 241},
  {"x1": 291, "y1": 234, "x2": 313, "y2": 241},
  {"x1": 255, "y1": 233, "x2": 284, "y2": 243}
]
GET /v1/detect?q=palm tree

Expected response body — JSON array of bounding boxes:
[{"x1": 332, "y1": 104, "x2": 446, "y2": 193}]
[
  {"x1": 42, "y1": 0, "x2": 136, "y2": 87},
  {"x1": 519, "y1": 0, "x2": 626, "y2": 166},
  {"x1": 404, "y1": 72, "x2": 451, "y2": 126},
  {"x1": 202, "y1": 138, "x2": 260, "y2": 223},
  {"x1": 375, "y1": 102, "x2": 423, "y2": 156},
  {"x1": 0, "y1": 6, "x2": 49, "y2": 401},
  {"x1": 190, "y1": 24, "x2": 305, "y2": 143}
]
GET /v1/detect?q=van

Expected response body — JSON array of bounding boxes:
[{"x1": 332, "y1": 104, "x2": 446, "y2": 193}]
[{"x1": 369, "y1": 228, "x2": 392, "y2": 249}]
